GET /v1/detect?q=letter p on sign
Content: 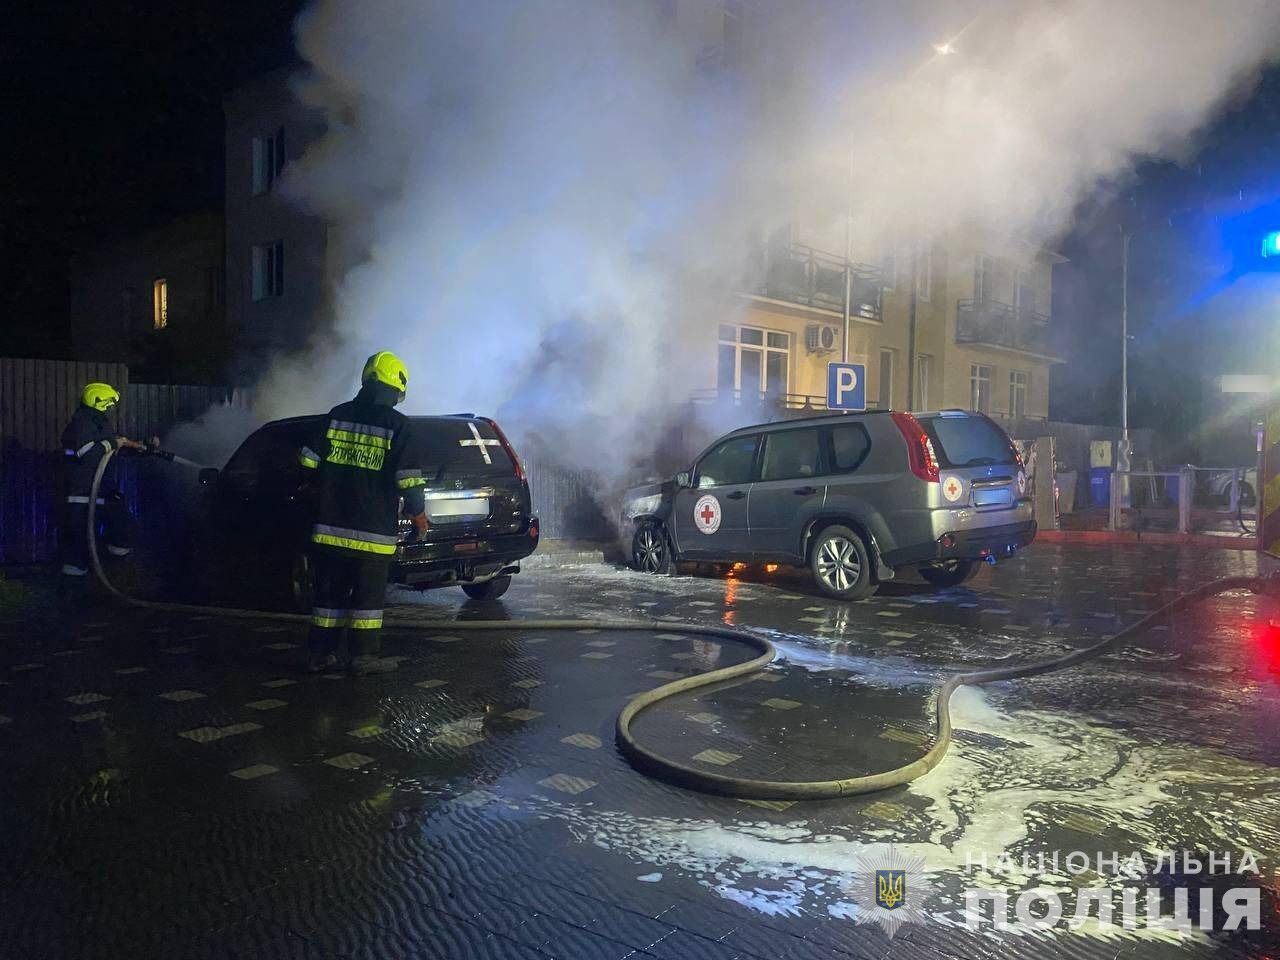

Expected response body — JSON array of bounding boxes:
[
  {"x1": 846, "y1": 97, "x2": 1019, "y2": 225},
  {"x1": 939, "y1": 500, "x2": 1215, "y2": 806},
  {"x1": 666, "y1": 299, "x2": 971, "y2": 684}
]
[{"x1": 827, "y1": 362, "x2": 867, "y2": 411}]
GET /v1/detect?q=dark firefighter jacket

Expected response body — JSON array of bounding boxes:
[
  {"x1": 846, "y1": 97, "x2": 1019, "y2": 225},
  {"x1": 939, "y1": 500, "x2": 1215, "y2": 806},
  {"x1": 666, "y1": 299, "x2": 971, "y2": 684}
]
[
  {"x1": 299, "y1": 382, "x2": 426, "y2": 556},
  {"x1": 61, "y1": 404, "x2": 121, "y2": 499}
]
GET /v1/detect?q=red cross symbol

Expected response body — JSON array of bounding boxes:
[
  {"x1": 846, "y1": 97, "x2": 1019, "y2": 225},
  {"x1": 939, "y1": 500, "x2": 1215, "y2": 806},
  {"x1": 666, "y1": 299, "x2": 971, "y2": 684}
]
[
  {"x1": 944, "y1": 478, "x2": 961, "y2": 499},
  {"x1": 700, "y1": 504, "x2": 717, "y2": 525}
]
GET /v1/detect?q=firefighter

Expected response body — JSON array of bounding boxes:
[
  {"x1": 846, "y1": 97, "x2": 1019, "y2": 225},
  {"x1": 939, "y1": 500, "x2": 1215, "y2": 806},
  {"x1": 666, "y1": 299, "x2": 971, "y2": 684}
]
[
  {"x1": 299, "y1": 351, "x2": 429, "y2": 673},
  {"x1": 59, "y1": 382, "x2": 151, "y2": 578}
]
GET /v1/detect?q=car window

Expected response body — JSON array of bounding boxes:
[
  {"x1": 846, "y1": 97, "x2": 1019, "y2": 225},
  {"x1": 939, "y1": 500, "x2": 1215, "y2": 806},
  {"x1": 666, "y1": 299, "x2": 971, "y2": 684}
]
[
  {"x1": 827, "y1": 423, "x2": 871, "y2": 472},
  {"x1": 403, "y1": 418, "x2": 515, "y2": 479},
  {"x1": 224, "y1": 421, "x2": 314, "y2": 488},
  {"x1": 920, "y1": 415, "x2": 1018, "y2": 467},
  {"x1": 760, "y1": 428, "x2": 821, "y2": 481},
  {"x1": 697, "y1": 435, "x2": 759, "y2": 488}
]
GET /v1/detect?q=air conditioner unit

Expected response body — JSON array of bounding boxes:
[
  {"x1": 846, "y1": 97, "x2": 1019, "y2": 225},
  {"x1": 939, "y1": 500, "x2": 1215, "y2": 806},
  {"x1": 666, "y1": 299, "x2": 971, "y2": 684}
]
[{"x1": 804, "y1": 324, "x2": 839, "y2": 353}]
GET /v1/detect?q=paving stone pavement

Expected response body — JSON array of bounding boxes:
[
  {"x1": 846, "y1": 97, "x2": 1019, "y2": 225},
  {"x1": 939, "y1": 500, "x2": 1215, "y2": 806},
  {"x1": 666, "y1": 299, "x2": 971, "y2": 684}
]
[{"x1": 0, "y1": 541, "x2": 1277, "y2": 958}]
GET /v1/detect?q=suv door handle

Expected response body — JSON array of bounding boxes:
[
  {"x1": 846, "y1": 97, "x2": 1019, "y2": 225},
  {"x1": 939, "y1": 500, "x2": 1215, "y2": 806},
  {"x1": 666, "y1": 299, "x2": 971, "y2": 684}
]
[
  {"x1": 793, "y1": 486, "x2": 817, "y2": 496},
  {"x1": 725, "y1": 490, "x2": 746, "y2": 500}
]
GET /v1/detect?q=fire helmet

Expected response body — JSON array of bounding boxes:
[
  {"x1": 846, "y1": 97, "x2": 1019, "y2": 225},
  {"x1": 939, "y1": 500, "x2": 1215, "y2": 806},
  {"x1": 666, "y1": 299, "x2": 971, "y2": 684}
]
[
  {"x1": 361, "y1": 351, "x2": 409, "y2": 404},
  {"x1": 81, "y1": 382, "x2": 121, "y2": 412}
]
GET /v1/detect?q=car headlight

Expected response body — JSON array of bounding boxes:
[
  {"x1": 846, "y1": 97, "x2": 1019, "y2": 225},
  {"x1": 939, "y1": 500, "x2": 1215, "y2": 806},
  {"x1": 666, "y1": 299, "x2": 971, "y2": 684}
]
[{"x1": 623, "y1": 494, "x2": 662, "y2": 520}]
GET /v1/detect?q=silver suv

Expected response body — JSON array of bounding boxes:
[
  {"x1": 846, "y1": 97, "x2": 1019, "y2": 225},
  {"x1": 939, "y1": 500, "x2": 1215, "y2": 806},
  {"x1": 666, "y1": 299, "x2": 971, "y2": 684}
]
[{"x1": 622, "y1": 410, "x2": 1034, "y2": 599}]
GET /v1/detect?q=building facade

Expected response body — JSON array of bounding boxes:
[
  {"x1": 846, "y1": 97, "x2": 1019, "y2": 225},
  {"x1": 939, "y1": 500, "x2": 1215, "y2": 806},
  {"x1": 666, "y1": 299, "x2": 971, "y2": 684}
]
[
  {"x1": 68, "y1": 212, "x2": 226, "y2": 383},
  {"x1": 223, "y1": 69, "x2": 329, "y2": 380},
  {"x1": 711, "y1": 229, "x2": 1061, "y2": 419}
]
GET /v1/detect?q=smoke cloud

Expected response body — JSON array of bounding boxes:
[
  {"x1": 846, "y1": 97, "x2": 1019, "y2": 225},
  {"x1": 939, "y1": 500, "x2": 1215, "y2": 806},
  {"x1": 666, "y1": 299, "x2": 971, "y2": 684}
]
[{"x1": 244, "y1": 0, "x2": 1280, "y2": 485}]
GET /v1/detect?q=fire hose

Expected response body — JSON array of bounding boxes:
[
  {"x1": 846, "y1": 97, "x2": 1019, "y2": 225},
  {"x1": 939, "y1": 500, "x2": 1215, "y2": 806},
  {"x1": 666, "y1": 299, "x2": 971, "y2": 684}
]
[{"x1": 87, "y1": 446, "x2": 1280, "y2": 800}]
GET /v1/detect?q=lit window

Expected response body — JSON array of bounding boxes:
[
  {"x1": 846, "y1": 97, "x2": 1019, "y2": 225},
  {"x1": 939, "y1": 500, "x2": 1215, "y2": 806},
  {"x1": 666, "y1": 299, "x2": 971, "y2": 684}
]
[
  {"x1": 251, "y1": 241, "x2": 284, "y2": 301},
  {"x1": 970, "y1": 363, "x2": 993, "y2": 413},
  {"x1": 1009, "y1": 370, "x2": 1028, "y2": 418},
  {"x1": 152, "y1": 278, "x2": 168, "y2": 330},
  {"x1": 252, "y1": 127, "x2": 286, "y2": 195},
  {"x1": 914, "y1": 354, "x2": 931, "y2": 410},
  {"x1": 717, "y1": 325, "x2": 790, "y2": 398}
]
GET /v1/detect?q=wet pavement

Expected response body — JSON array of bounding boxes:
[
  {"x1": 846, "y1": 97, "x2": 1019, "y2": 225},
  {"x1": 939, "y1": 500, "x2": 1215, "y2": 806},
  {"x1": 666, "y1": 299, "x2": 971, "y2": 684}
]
[{"x1": 1, "y1": 542, "x2": 1279, "y2": 958}]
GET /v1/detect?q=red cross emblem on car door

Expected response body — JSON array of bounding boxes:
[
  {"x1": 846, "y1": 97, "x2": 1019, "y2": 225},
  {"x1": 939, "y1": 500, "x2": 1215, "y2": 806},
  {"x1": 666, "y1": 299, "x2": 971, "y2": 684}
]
[{"x1": 693, "y1": 494, "x2": 722, "y2": 534}]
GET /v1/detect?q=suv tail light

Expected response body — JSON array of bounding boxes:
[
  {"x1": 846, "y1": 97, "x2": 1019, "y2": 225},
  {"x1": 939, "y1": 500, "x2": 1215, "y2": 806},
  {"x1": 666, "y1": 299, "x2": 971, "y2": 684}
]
[
  {"x1": 890, "y1": 411, "x2": 940, "y2": 483},
  {"x1": 480, "y1": 417, "x2": 525, "y2": 482}
]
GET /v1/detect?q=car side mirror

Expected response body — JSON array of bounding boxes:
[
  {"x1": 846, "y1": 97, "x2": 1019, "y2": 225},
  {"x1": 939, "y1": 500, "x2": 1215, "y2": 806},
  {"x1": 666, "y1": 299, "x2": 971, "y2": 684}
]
[
  {"x1": 198, "y1": 468, "x2": 219, "y2": 487},
  {"x1": 675, "y1": 471, "x2": 692, "y2": 489}
]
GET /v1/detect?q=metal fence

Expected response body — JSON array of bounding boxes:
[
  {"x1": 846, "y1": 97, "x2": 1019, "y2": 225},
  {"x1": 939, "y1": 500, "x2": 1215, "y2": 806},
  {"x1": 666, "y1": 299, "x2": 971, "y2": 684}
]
[
  {"x1": 1108, "y1": 466, "x2": 1257, "y2": 536},
  {"x1": 0, "y1": 358, "x2": 233, "y2": 564}
]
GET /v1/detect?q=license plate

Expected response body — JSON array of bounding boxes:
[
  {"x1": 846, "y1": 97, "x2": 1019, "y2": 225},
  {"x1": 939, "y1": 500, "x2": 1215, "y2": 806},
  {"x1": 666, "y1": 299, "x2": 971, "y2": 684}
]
[{"x1": 429, "y1": 498, "x2": 489, "y2": 519}]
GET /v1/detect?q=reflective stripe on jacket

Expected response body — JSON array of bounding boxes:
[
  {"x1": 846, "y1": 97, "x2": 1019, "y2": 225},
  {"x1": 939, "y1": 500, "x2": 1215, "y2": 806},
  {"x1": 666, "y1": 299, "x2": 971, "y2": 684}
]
[{"x1": 301, "y1": 386, "x2": 424, "y2": 555}]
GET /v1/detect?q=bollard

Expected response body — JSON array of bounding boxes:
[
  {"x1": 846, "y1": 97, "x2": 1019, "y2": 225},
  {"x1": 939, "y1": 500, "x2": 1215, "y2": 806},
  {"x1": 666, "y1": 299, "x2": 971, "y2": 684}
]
[{"x1": 1178, "y1": 467, "x2": 1192, "y2": 534}]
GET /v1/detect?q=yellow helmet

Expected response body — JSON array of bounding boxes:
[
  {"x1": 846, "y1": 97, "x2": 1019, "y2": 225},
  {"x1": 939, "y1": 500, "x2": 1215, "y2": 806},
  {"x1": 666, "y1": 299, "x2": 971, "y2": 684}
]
[
  {"x1": 81, "y1": 382, "x2": 120, "y2": 412},
  {"x1": 361, "y1": 351, "x2": 409, "y2": 403}
]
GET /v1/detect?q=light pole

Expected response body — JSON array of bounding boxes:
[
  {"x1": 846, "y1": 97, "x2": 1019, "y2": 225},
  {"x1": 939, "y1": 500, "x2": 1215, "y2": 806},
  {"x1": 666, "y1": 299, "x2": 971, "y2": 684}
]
[{"x1": 1119, "y1": 228, "x2": 1131, "y2": 476}]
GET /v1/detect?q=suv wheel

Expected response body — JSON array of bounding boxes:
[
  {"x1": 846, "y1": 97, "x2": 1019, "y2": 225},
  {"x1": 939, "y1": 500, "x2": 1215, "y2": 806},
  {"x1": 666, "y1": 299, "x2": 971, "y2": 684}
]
[
  {"x1": 631, "y1": 520, "x2": 672, "y2": 574},
  {"x1": 810, "y1": 526, "x2": 876, "y2": 600},
  {"x1": 462, "y1": 575, "x2": 511, "y2": 601},
  {"x1": 919, "y1": 559, "x2": 978, "y2": 588}
]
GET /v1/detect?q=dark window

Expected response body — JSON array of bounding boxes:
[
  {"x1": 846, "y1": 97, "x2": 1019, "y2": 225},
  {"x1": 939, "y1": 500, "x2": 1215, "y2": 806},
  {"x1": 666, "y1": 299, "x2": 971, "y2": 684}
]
[
  {"x1": 717, "y1": 343, "x2": 736, "y2": 393},
  {"x1": 827, "y1": 424, "x2": 871, "y2": 472},
  {"x1": 920, "y1": 414, "x2": 1017, "y2": 468},
  {"x1": 760, "y1": 428, "x2": 821, "y2": 481},
  {"x1": 224, "y1": 421, "x2": 313, "y2": 491},
  {"x1": 252, "y1": 127, "x2": 286, "y2": 195},
  {"x1": 697, "y1": 435, "x2": 759, "y2": 488},
  {"x1": 252, "y1": 241, "x2": 284, "y2": 300},
  {"x1": 400, "y1": 419, "x2": 515, "y2": 482}
]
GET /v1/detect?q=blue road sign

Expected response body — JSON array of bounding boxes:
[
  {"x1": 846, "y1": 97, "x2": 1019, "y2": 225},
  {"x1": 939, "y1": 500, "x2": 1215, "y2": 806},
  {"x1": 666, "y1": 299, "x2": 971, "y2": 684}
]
[{"x1": 827, "y1": 362, "x2": 867, "y2": 411}]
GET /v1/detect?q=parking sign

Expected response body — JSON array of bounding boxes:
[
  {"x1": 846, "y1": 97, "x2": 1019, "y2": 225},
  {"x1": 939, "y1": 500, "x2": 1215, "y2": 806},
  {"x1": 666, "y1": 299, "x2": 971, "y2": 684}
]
[{"x1": 826, "y1": 362, "x2": 866, "y2": 411}]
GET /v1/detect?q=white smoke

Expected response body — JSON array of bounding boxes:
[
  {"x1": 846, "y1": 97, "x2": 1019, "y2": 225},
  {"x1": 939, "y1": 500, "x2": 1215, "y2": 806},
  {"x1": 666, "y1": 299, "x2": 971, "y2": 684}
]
[{"x1": 255, "y1": 0, "x2": 1280, "y2": 483}]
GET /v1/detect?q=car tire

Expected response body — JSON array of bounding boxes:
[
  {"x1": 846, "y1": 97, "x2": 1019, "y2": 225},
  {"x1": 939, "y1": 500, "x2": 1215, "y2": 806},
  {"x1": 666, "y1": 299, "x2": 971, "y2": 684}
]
[
  {"x1": 462, "y1": 575, "x2": 511, "y2": 601},
  {"x1": 809, "y1": 525, "x2": 876, "y2": 600},
  {"x1": 919, "y1": 559, "x2": 978, "y2": 588},
  {"x1": 631, "y1": 520, "x2": 672, "y2": 574}
]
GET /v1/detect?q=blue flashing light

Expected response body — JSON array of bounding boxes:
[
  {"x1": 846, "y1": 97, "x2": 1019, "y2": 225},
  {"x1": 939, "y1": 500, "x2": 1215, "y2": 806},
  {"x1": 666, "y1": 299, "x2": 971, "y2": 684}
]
[{"x1": 1262, "y1": 231, "x2": 1280, "y2": 258}]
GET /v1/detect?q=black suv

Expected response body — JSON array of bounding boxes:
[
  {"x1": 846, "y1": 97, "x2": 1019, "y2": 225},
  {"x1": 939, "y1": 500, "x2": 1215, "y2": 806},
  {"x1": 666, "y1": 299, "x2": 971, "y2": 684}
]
[
  {"x1": 622, "y1": 410, "x2": 1034, "y2": 599},
  {"x1": 197, "y1": 414, "x2": 539, "y2": 608}
]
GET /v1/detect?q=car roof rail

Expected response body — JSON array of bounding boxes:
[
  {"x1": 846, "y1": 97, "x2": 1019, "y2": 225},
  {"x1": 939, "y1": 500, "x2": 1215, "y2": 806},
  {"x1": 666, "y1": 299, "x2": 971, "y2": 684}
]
[{"x1": 725, "y1": 409, "x2": 892, "y2": 434}]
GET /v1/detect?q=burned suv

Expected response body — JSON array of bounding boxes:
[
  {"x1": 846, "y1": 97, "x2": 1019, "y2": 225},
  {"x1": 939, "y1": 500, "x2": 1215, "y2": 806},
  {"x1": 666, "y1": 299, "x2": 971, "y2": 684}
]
[
  {"x1": 198, "y1": 414, "x2": 538, "y2": 608},
  {"x1": 622, "y1": 410, "x2": 1034, "y2": 599}
]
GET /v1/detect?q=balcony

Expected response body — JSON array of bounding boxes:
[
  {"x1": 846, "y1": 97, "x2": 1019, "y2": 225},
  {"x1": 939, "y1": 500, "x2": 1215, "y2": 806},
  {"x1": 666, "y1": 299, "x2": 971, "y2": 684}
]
[
  {"x1": 955, "y1": 299, "x2": 1055, "y2": 356},
  {"x1": 748, "y1": 241, "x2": 882, "y2": 322}
]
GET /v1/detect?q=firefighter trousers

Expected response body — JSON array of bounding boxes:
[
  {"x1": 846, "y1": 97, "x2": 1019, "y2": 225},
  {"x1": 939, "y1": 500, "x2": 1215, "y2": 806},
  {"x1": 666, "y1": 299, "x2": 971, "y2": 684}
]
[
  {"x1": 59, "y1": 491, "x2": 135, "y2": 575},
  {"x1": 308, "y1": 549, "x2": 391, "y2": 660}
]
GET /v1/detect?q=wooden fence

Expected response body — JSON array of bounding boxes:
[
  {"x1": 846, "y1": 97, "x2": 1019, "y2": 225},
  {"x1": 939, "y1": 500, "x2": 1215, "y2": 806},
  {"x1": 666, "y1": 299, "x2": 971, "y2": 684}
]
[{"x1": 0, "y1": 358, "x2": 232, "y2": 564}]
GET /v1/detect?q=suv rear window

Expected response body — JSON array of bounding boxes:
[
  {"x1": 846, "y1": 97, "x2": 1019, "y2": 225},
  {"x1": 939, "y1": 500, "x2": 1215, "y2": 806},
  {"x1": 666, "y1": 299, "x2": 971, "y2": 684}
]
[
  {"x1": 407, "y1": 419, "x2": 515, "y2": 477},
  {"x1": 919, "y1": 414, "x2": 1018, "y2": 468}
]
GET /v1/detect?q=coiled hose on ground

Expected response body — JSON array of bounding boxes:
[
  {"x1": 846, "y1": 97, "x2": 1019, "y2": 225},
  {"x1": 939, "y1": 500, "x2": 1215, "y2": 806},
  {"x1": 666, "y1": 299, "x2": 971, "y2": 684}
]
[{"x1": 87, "y1": 448, "x2": 1278, "y2": 800}]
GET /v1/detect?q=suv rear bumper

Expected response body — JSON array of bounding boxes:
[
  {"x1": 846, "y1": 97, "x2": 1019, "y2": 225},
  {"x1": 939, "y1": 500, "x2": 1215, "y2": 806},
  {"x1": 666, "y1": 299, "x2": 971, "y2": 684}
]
[
  {"x1": 884, "y1": 519, "x2": 1037, "y2": 568},
  {"x1": 392, "y1": 524, "x2": 540, "y2": 587}
]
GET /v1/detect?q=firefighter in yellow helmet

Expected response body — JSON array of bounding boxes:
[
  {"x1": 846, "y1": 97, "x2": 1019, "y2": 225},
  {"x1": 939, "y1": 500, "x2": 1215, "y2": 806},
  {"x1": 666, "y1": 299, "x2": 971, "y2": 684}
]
[
  {"x1": 297, "y1": 352, "x2": 428, "y2": 673},
  {"x1": 58, "y1": 383, "x2": 153, "y2": 578}
]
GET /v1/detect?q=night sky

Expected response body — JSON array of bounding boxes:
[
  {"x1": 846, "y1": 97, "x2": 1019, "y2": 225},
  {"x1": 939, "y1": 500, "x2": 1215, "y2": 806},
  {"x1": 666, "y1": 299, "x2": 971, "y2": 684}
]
[
  {"x1": 2, "y1": 2, "x2": 1277, "y2": 448},
  {"x1": 0, "y1": 0, "x2": 301, "y2": 356}
]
